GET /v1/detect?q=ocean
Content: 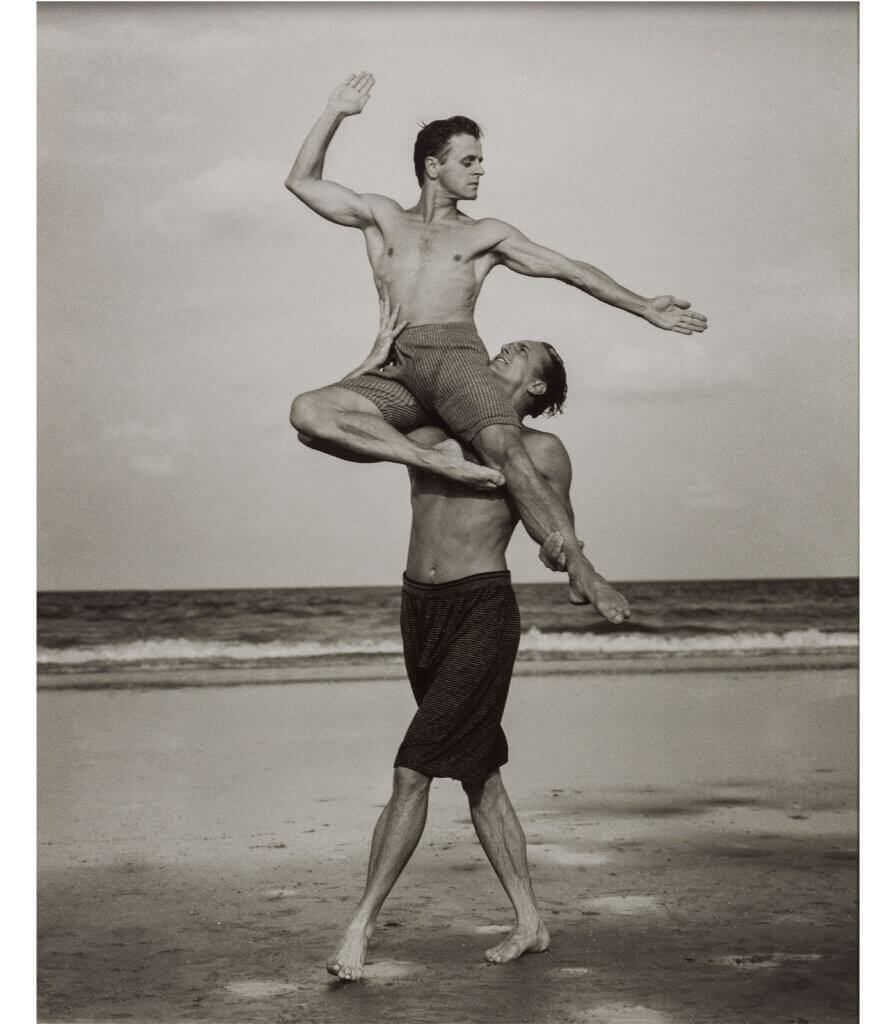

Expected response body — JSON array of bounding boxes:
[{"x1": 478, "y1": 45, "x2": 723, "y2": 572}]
[{"x1": 37, "y1": 577, "x2": 858, "y2": 685}]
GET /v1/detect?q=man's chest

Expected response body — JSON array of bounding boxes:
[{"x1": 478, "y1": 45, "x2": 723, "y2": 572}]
[{"x1": 382, "y1": 219, "x2": 488, "y2": 267}]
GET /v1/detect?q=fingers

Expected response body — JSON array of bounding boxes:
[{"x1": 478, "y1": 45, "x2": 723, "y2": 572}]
[
  {"x1": 396, "y1": 319, "x2": 409, "y2": 335},
  {"x1": 671, "y1": 311, "x2": 708, "y2": 335},
  {"x1": 674, "y1": 298, "x2": 691, "y2": 309},
  {"x1": 350, "y1": 71, "x2": 375, "y2": 93},
  {"x1": 539, "y1": 532, "x2": 566, "y2": 570}
]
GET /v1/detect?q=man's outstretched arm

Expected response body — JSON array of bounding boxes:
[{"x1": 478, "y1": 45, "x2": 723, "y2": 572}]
[
  {"x1": 489, "y1": 221, "x2": 708, "y2": 335},
  {"x1": 284, "y1": 72, "x2": 380, "y2": 228}
]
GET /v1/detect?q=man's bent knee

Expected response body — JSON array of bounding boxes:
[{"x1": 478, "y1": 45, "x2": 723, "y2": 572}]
[
  {"x1": 392, "y1": 766, "x2": 432, "y2": 796},
  {"x1": 289, "y1": 390, "x2": 328, "y2": 437}
]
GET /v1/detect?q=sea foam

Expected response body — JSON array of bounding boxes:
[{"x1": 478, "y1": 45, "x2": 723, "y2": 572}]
[{"x1": 37, "y1": 627, "x2": 857, "y2": 666}]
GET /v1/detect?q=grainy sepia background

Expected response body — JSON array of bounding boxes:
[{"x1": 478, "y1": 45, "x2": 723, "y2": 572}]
[{"x1": 35, "y1": 4, "x2": 861, "y2": 1023}]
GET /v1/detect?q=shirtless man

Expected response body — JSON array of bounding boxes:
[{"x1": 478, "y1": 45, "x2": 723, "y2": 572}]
[
  {"x1": 286, "y1": 72, "x2": 707, "y2": 623},
  {"x1": 327, "y1": 320, "x2": 584, "y2": 982}
]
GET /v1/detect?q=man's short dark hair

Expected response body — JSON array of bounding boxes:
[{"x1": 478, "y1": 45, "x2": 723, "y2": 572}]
[
  {"x1": 413, "y1": 116, "x2": 482, "y2": 186},
  {"x1": 528, "y1": 344, "x2": 568, "y2": 419}
]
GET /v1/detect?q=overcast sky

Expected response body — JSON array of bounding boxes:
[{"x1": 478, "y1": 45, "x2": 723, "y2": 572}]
[{"x1": 36, "y1": 2, "x2": 857, "y2": 590}]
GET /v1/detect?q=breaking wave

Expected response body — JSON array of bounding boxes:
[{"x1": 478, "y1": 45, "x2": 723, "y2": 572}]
[{"x1": 37, "y1": 627, "x2": 857, "y2": 667}]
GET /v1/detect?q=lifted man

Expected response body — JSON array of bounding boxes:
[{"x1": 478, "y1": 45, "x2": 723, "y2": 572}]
[{"x1": 286, "y1": 73, "x2": 706, "y2": 621}]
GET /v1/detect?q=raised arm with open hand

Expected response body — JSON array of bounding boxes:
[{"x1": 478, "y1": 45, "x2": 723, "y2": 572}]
[
  {"x1": 326, "y1": 71, "x2": 375, "y2": 117},
  {"x1": 285, "y1": 72, "x2": 385, "y2": 228}
]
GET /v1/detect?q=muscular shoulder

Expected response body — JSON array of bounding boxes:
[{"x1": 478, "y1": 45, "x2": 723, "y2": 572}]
[
  {"x1": 360, "y1": 193, "x2": 405, "y2": 222},
  {"x1": 474, "y1": 217, "x2": 522, "y2": 245},
  {"x1": 521, "y1": 428, "x2": 571, "y2": 479}
]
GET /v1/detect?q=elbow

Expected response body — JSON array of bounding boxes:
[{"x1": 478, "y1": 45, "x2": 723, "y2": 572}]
[
  {"x1": 284, "y1": 174, "x2": 310, "y2": 198},
  {"x1": 563, "y1": 262, "x2": 589, "y2": 291}
]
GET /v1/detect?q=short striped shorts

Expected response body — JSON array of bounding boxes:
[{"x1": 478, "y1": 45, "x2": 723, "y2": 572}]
[
  {"x1": 394, "y1": 570, "x2": 521, "y2": 788},
  {"x1": 336, "y1": 322, "x2": 519, "y2": 444}
]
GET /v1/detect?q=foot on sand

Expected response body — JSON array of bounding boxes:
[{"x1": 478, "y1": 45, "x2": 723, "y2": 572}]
[
  {"x1": 484, "y1": 920, "x2": 550, "y2": 964},
  {"x1": 326, "y1": 922, "x2": 373, "y2": 982},
  {"x1": 425, "y1": 439, "x2": 505, "y2": 490}
]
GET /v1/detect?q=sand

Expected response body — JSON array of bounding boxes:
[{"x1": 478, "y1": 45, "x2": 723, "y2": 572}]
[{"x1": 38, "y1": 666, "x2": 857, "y2": 1023}]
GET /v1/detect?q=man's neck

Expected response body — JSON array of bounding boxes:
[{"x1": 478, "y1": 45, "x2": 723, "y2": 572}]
[{"x1": 411, "y1": 187, "x2": 462, "y2": 223}]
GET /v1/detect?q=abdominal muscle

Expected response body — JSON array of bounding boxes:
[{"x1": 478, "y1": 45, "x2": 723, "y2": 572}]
[
  {"x1": 383, "y1": 270, "x2": 480, "y2": 326},
  {"x1": 366, "y1": 222, "x2": 490, "y2": 326},
  {"x1": 405, "y1": 492, "x2": 514, "y2": 584}
]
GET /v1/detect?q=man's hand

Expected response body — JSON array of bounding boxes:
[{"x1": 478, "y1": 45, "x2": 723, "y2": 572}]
[
  {"x1": 327, "y1": 72, "x2": 375, "y2": 117},
  {"x1": 643, "y1": 296, "x2": 708, "y2": 335},
  {"x1": 539, "y1": 531, "x2": 585, "y2": 572},
  {"x1": 368, "y1": 294, "x2": 408, "y2": 368}
]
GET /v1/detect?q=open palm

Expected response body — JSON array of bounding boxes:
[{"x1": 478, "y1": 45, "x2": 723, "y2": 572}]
[
  {"x1": 327, "y1": 72, "x2": 375, "y2": 116},
  {"x1": 644, "y1": 295, "x2": 708, "y2": 335}
]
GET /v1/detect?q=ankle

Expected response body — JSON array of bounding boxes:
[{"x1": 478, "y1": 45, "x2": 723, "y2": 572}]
[
  {"x1": 347, "y1": 912, "x2": 375, "y2": 935},
  {"x1": 514, "y1": 909, "x2": 542, "y2": 931}
]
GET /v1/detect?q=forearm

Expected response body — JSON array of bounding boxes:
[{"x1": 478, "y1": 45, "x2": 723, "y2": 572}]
[
  {"x1": 480, "y1": 435, "x2": 593, "y2": 575},
  {"x1": 286, "y1": 106, "x2": 346, "y2": 186},
  {"x1": 569, "y1": 260, "x2": 649, "y2": 318}
]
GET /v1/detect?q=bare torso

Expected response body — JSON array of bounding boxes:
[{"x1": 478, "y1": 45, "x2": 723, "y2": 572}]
[
  {"x1": 405, "y1": 425, "x2": 554, "y2": 583},
  {"x1": 363, "y1": 200, "x2": 504, "y2": 325}
]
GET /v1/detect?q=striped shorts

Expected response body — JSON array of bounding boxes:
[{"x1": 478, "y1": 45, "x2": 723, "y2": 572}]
[
  {"x1": 336, "y1": 322, "x2": 519, "y2": 444},
  {"x1": 394, "y1": 570, "x2": 521, "y2": 788}
]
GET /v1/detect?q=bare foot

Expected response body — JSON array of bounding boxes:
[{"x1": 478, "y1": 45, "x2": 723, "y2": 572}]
[
  {"x1": 484, "y1": 919, "x2": 550, "y2": 964},
  {"x1": 425, "y1": 439, "x2": 505, "y2": 490},
  {"x1": 326, "y1": 921, "x2": 373, "y2": 982},
  {"x1": 570, "y1": 571, "x2": 630, "y2": 623}
]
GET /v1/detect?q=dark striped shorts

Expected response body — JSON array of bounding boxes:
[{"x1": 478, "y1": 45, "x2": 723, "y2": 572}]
[
  {"x1": 394, "y1": 570, "x2": 521, "y2": 788},
  {"x1": 336, "y1": 322, "x2": 519, "y2": 443}
]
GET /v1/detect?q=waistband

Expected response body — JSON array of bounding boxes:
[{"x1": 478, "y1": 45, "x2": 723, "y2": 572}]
[
  {"x1": 402, "y1": 569, "x2": 511, "y2": 597},
  {"x1": 399, "y1": 322, "x2": 481, "y2": 341}
]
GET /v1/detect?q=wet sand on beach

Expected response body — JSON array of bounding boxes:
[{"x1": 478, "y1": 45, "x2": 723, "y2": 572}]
[{"x1": 38, "y1": 667, "x2": 857, "y2": 1023}]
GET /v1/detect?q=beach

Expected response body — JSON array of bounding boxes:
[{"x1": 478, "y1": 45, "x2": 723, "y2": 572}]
[{"x1": 38, "y1": 662, "x2": 857, "y2": 1024}]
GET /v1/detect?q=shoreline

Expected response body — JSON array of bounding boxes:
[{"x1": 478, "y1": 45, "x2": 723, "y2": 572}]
[{"x1": 37, "y1": 649, "x2": 857, "y2": 690}]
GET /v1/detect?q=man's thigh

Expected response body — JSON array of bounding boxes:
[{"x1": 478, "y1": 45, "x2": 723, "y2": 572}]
[{"x1": 332, "y1": 374, "x2": 431, "y2": 434}]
